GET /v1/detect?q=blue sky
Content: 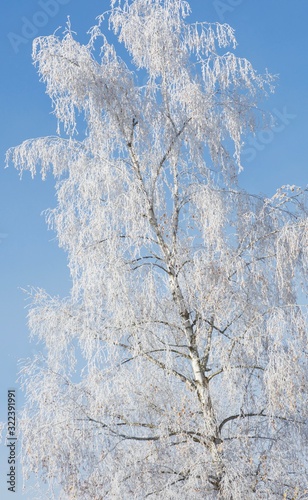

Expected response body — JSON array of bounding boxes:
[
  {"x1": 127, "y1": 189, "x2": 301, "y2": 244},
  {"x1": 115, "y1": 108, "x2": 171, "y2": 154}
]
[{"x1": 0, "y1": 0, "x2": 307, "y2": 497}]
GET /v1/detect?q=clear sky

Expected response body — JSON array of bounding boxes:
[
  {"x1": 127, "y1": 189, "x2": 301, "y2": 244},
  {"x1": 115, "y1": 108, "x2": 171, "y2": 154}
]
[{"x1": 0, "y1": 0, "x2": 307, "y2": 497}]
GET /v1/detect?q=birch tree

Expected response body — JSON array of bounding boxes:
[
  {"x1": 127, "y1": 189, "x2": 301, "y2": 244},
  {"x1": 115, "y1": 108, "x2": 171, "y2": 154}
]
[{"x1": 8, "y1": 0, "x2": 308, "y2": 498}]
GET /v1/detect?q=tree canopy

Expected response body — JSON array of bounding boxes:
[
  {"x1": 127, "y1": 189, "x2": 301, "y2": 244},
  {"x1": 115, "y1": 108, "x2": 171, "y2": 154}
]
[{"x1": 7, "y1": 0, "x2": 308, "y2": 498}]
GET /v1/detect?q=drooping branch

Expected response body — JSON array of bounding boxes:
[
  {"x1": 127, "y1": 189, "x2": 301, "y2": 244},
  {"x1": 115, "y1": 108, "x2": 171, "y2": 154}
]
[{"x1": 219, "y1": 410, "x2": 266, "y2": 434}]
